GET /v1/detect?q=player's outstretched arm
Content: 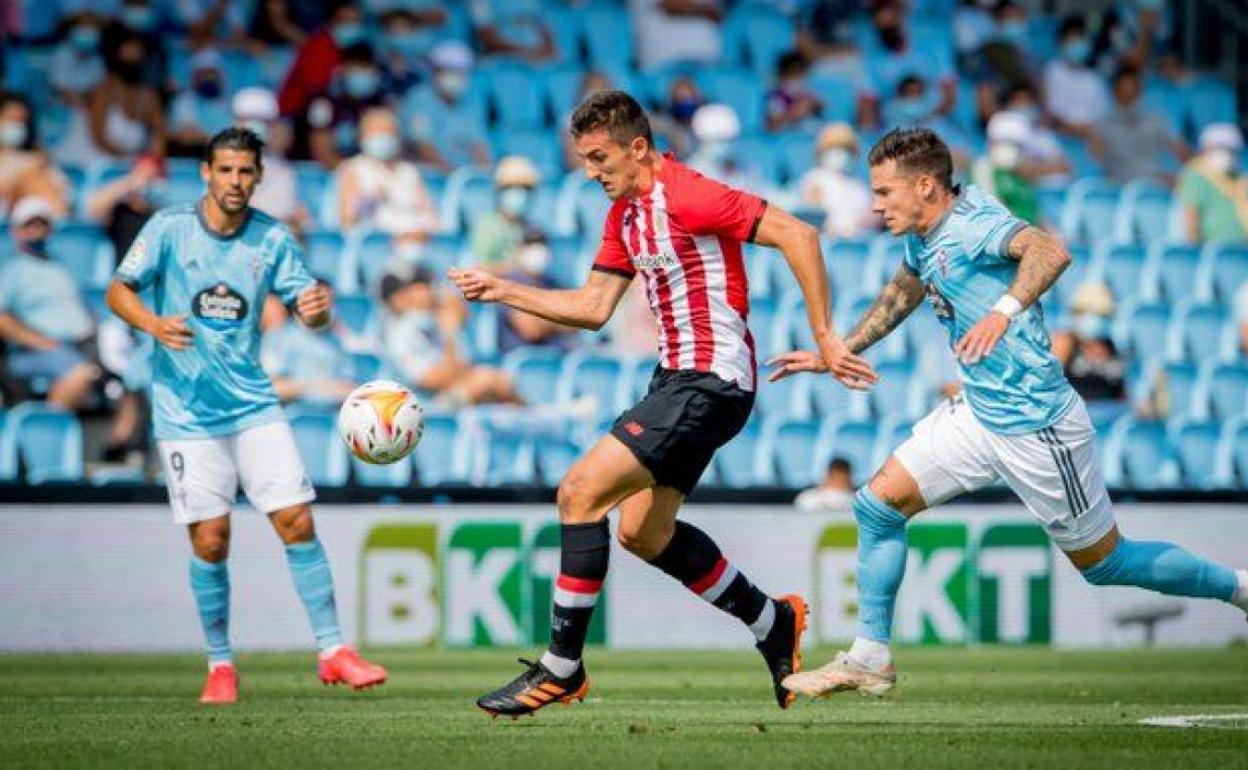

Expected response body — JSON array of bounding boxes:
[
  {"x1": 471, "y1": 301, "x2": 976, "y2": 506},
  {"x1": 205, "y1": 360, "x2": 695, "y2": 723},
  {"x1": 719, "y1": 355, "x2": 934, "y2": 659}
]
[
  {"x1": 954, "y1": 226, "x2": 1071, "y2": 364},
  {"x1": 753, "y1": 204, "x2": 877, "y2": 389},
  {"x1": 105, "y1": 279, "x2": 194, "y2": 350},
  {"x1": 447, "y1": 267, "x2": 630, "y2": 331},
  {"x1": 844, "y1": 265, "x2": 926, "y2": 356}
]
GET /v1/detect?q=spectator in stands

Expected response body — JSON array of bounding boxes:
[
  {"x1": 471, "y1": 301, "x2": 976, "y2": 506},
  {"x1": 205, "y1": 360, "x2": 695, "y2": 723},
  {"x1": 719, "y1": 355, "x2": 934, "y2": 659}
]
[
  {"x1": 174, "y1": 0, "x2": 252, "y2": 48},
  {"x1": 377, "y1": 7, "x2": 446, "y2": 96},
  {"x1": 1052, "y1": 282, "x2": 1127, "y2": 422},
  {"x1": 798, "y1": 122, "x2": 876, "y2": 239},
  {"x1": 337, "y1": 106, "x2": 437, "y2": 245},
  {"x1": 85, "y1": 153, "x2": 163, "y2": 261},
  {"x1": 231, "y1": 87, "x2": 307, "y2": 231},
  {"x1": 865, "y1": 0, "x2": 957, "y2": 119},
  {"x1": 794, "y1": 457, "x2": 854, "y2": 513},
  {"x1": 0, "y1": 198, "x2": 101, "y2": 411},
  {"x1": 103, "y1": 0, "x2": 170, "y2": 92},
  {"x1": 260, "y1": 288, "x2": 357, "y2": 405},
  {"x1": 1236, "y1": 282, "x2": 1248, "y2": 358},
  {"x1": 404, "y1": 41, "x2": 490, "y2": 172},
  {"x1": 1091, "y1": 64, "x2": 1189, "y2": 186},
  {"x1": 997, "y1": 83, "x2": 1072, "y2": 184},
  {"x1": 168, "y1": 49, "x2": 234, "y2": 158},
  {"x1": 379, "y1": 260, "x2": 522, "y2": 407},
  {"x1": 1043, "y1": 16, "x2": 1110, "y2": 138},
  {"x1": 247, "y1": 0, "x2": 310, "y2": 48},
  {"x1": 650, "y1": 75, "x2": 704, "y2": 158},
  {"x1": 277, "y1": 3, "x2": 364, "y2": 118},
  {"x1": 765, "y1": 52, "x2": 824, "y2": 134},
  {"x1": 471, "y1": 0, "x2": 557, "y2": 63},
  {"x1": 498, "y1": 235, "x2": 578, "y2": 356},
  {"x1": 305, "y1": 43, "x2": 390, "y2": 168},
  {"x1": 1092, "y1": 0, "x2": 1169, "y2": 73},
  {"x1": 961, "y1": 1, "x2": 1037, "y2": 125},
  {"x1": 1178, "y1": 123, "x2": 1248, "y2": 244},
  {"x1": 0, "y1": 93, "x2": 70, "y2": 220},
  {"x1": 49, "y1": 12, "x2": 106, "y2": 108},
  {"x1": 796, "y1": 0, "x2": 873, "y2": 124},
  {"x1": 83, "y1": 29, "x2": 166, "y2": 160},
  {"x1": 972, "y1": 111, "x2": 1041, "y2": 225},
  {"x1": 687, "y1": 104, "x2": 773, "y2": 198},
  {"x1": 884, "y1": 75, "x2": 972, "y2": 166},
  {"x1": 470, "y1": 156, "x2": 543, "y2": 269},
  {"x1": 630, "y1": 0, "x2": 723, "y2": 71}
]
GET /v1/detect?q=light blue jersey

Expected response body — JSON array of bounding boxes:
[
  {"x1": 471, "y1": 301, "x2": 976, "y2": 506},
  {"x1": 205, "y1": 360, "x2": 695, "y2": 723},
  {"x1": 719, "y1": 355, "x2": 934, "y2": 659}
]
[
  {"x1": 115, "y1": 202, "x2": 314, "y2": 440},
  {"x1": 902, "y1": 184, "x2": 1078, "y2": 434}
]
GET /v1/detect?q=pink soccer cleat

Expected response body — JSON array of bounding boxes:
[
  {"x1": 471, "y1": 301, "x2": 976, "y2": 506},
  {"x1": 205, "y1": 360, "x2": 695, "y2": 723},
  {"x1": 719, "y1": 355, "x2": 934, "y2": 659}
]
[
  {"x1": 199, "y1": 663, "x2": 239, "y2": 704},
  {"x1": 318, "y1": 647, "x2": 387, "y2": 690}
]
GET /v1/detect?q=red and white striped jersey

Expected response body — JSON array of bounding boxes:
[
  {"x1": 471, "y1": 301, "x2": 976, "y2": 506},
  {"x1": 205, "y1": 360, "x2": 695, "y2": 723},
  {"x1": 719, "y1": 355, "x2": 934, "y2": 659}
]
[{"x1": 592, "y1": 156, "x2": 766, "y2": 392}]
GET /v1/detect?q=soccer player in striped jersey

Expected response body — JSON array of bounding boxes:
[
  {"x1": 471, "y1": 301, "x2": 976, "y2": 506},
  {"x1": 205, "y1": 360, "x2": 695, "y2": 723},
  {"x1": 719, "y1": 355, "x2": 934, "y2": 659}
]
[
  {"x1": 769, "y1": 128, "x2": 1248, "y2": 698},
  {"x1": 450, "y1": 90, "x2": 874, "y2": 717}
]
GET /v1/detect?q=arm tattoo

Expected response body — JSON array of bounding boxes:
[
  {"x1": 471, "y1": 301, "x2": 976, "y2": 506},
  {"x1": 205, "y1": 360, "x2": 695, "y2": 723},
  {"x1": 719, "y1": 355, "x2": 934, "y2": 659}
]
[
  {"x1": 1003, "y1": 227, "x2": 1071, "y2": 309},
  {"x1": 844, "y1": 266, "x2": 926, "y2": 354}
]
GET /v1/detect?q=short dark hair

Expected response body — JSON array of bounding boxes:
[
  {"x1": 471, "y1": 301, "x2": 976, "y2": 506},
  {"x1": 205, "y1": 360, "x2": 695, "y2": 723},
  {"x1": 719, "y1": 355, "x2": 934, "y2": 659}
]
[
  {"x1": 776, "y1": 51, "x2": 809, "y2": 77},
  {"x1": 868, "y1": 127, "x2": 954, "y2": 190},
  {"x1": 1057, "y1": 15, "x2": 1086, "y2": 40},
  {"x1": 569, "y1": 89, "x2": 654, "y2": 148},
  {"x1": 1112, "y1": 64, "x2": 1141, "y2": 88},
  {"x1": 827, "y1": 457, "x2": 852, "y2": 476},
  {"x1": 896, "y1": 74, "x2": 925, "y2": 96},
  {"x1": 204, "y1": 127, "x2": 265, "y2": 168}
]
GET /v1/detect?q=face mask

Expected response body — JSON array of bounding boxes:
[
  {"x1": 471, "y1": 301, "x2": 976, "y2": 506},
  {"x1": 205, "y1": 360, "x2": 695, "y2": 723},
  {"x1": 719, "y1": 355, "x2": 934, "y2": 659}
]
[
  {"x1": 332, "y1": 21, "x2": 365, "y2": 48},
  {"x1": 116, "y1": 61, "x2": 144, "y2": 84},
  {"x1": 1061, "y1": 37, "x2": 1090, "y2": 64},
  {"x1": 70, "y1": 25, "x2": 100, "y2": 52},
  {"x1": 362, "y1": 132, "x2": 399, "y2": 161},
  {"x1": 121, "y1": 5, "x2": 155, "y2": 31},
  {"x1": 1001, "y1": 20, "x2": 1027, "y2": 46},
  {"x1": 342, "y1": 68, "x2": 380, "y2": 99},
  {"x1": 1206, "y1": 148, "x2": 1238, "y2": 175},
  {"x1": 892, "y1": 96, "x2": 928, "y2": 125},
  {"x1": 1011, "y1": 104, "x2": 1039, "y2": 125},
  {"x1": 20, "y1": 237, "x2": 48, "y2": 257},
  {"x1": 820, "y1": 146, "x2": 852, "y2": 172},
  {"x1": 241, "y1": 120, "x2": 268, "y2": 141},
  {"x1": 436, "y1": 71, "x2": 468, "y2": 99},
  {"x1": 518, "y1": 242, "x2": 551, "y2": 274},
  {"x1": 671, "y1": 97, "x2": 700, "y2": 123},
  {"x1": 396, "y1": 240, "x2": 426, "y2": 264},
  {"x1": 383, "y1": 30, "x2": 432, "y2": 58},
  {"x1": 195, "y1": 78, "x2": 222, "y2": 99},
  {"x1": 0, "y1": 120, "x2": 28, "y2": 148},
  {"x1": 989, "y1": 142, "x2": 1022, "y2": 169},
  {"x1": 498, "y1": 187, "x2": 531, "y2": 217}
]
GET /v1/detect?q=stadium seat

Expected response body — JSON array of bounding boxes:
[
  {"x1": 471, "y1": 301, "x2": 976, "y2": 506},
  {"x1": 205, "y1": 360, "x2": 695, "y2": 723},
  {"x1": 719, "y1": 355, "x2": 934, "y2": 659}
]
[
  {"x1": 1061, "y1": 179, "x2": 1120, "y2": 246},
  {"x1": 49, "y1": 223, "x2": 113, "y2": 290},
  {"x1": 699, "y1": 67, "x2": 766, "y2": 135},
  {"x1": 557, "y1": 350, "x2": 626, "y2": 417},
  {"x1": 546, "y1": 65, "x2": 588, "y2": 121},
  {"x1": 351, "y1": 231, "x2": 395, "y2": 292},
  {"x1": 1168, "y1": 418, "x2": 1225, "y2": 488},
  {"x1": 814, "y1": 418, "x2": 879, "y2": 487},
  {"x1": 754, "y1": 368, "x2": 812, "y2": 420},
  {"x1": 722, "y1": 3, "x2": 795, "y2": 75},
  {"x1": 826, "y1": 237, "x2": 873, "y2": 302},
  {"x1": 439, "y1": 167, "x2": 493, "y2": 236},
  {"x1": 624, "y1": 356, "x2": 661, "y2": 405},
  {"x1": 1217, "y1": 417, "x2": 1248, "y2": 488},
  {"x1": 777, "y1": 132, "x2": 817, "y2": 186},
  {"x1": 0, "y1": 403, "x2": 83, "y2": 484},
  {"x1": 536, "y1": 437, "x2": 581, "y2": 486},
  {"x1": 503, "y1": 346, "x2": 565, "y2": 405},
  {"x1": 713, "y1": 419, "x2": 761, "y2": 488},
  {"x1": 731, "y1": 135, "x2": 783, "y2": 188},
  {"x1": 352, "y1": 454, "x2": 413, "y2": 488},
  {"x1": 864, "y1": 234, "x2": 907, "y2": 289},
  {"x1": 1186, "y1": 76, "x2": 1237, "y2": 135},
  {"x1": 1105, "y1": 417, "x2": 1177, "y2": 489},
  {"x1": 583, "y1": 5, "x2": 634, "y2": 71},
  {"x1": 1197, "y1": 241, "x2": 1248, "y2": 305},
  {"x1": 351, "y1": 352, "x2": 385, "y2": 382},
  {"x1": 748, "y1": 296, "x2": 780, "y2": 357},
  {"x1": 1090, "y1": 243, "x2": 1146, "y2": 303},
  {"x1": 1140, "y1": 76, "x2": 1188, "y2": 137},
  {"x1": 287, "y1": 410, "x2": 349, "y2": 487},
  {"x1": 487, "y1": 65, "x2": 549, "y2": 130},
  {"x1": 875, "y1": 416, "x2": 914, "y2": 459},
  {"x1": 491, "y1": 128, "x2": 562, "y2": 177},
  {"x1": 807, "y1": 73, "x2": 860, "y2": 125},
  {"x1": 413, "y1": 413, "x2": 464, "y2": 485},
  {"x1": 758, "y1": 416, "x2": 821, "y2": 487},
  {"x1": 547, "y1": 234, "x2": 587, "y2": 288},
  {"x1": 1036, "y1": 184, "x2": 1066, "y2": 231},
  {"x1": 1057, "y1": 135, "x2": 1103, "y2": 180},
  {"x1": 1139, "y1": 243, "x2": 1200, "y2": 305},
  {"x1": 1048, "y1": 243, "x2": 1091, "y2": 312},
  {"x1": 868, "y1": 360, "x2": 922, "y2": 420},
  {"x1": 1198, "y1": 362, "x2": 1248, "y2": 421},
  {"x1": 1167, "y1": 301, "x2": 1227, "y2": 363},
  {"x1": 293, "y1": 162, "x2": 329, "y2": 228},
  {"x1": 809, "y1": 375, "x2": 870, "y2": 422},
  {"x1": 424, "y1": 233, "x2": 466, "y2": 275},
  {"x1": 1113, "y1": 300, "x2": 1171, "y2": 361},
  {"x1": 334, "y1": 293, "x2": 376, "y2": 338},
  {"x1": 303, "y1": 230, "x2": 349, "y2": 288},
  {"x1": 573, "y1": 178, "x2": 611, "y2": 237},
  {"x1": 1154, "y1": 361, "x2": 1199, "y2": 419},
  {"x1": 1113, "y1": 181, "x2": 1171, "y2": 246},
  {"x1": 473, "y1": 428, "x2": 538, "y2": 486}
]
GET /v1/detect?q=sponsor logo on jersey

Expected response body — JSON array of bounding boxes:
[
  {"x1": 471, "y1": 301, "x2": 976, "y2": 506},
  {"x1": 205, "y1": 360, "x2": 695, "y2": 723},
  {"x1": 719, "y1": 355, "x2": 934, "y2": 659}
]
[
  {"x1": 193, "y1": 283, "x2": 249, "y2": 329},
  {"x1": 632, "y1": 251, "x2": 680, "y2": 270}
]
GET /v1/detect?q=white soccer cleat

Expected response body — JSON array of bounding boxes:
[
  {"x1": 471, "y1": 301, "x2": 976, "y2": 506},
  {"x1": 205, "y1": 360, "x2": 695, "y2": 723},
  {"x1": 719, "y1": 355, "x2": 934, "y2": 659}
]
[{"x1": 781, "y1": 651, "x2": 897, "y2": 698}]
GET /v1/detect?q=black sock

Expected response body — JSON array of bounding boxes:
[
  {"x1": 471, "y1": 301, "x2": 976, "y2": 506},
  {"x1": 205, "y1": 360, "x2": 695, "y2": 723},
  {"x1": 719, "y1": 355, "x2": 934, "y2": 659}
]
[
  {"x1": 648, "y1": 521, "x2": 774, "y2": 638},
  {"x1": 544, "y1": 519, "x2": 610, "y2": 671}
]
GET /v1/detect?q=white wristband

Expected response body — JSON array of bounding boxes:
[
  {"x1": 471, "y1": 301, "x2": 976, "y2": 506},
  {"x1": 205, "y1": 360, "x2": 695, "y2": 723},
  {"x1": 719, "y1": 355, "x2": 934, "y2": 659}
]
[{"x1": 993, "y1": 295, "x2": 1023, "y2": 319}]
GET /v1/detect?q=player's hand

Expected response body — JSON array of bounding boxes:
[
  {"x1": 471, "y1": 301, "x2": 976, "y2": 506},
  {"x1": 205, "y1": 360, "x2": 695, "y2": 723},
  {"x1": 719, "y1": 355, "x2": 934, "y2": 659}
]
[
  {"x1": 295, "y1": 284, "x2": 332, "y2": 326},
  {"x1": 150, "y1": 315, "x2": 194, "y2": 350},
  {"x1": 447, "y1": 268, "x2": 504, "y2": 303},
  {"x1": 766, "y1": 350, "x2": 827, "y2": 382},
  {"x1": 955, "y1": 311, "x2": 1010, "y2": 365},
  {"x1": 819, "y1": 335, "x2": 879, "y2": 391}
]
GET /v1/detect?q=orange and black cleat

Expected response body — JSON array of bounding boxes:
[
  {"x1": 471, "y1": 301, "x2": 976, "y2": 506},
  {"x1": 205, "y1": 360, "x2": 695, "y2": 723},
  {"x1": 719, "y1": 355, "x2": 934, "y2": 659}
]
[
  {"x1": 476, "y1": 658, "x2": 589, "y2": 719},
  {"x1": 755, "y1": 594, "x2": 808, "y2": 709}
]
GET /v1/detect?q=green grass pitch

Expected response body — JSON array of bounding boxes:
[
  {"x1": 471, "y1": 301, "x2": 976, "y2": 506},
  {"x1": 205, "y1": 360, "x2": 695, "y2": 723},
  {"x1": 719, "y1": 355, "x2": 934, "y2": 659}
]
[{"x1": 2, "y1": 647, "x2": 1246, "y2": 769}]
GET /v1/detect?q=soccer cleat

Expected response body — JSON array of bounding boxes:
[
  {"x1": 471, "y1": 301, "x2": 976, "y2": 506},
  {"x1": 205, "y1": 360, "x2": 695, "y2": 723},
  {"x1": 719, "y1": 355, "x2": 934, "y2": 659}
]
[
  {"x1": 755, "y1": 594, "x2": 808, "y2": 709},
  {"x1": 782, "y1": 650, "x2": 897, "y2": 698},
  {"x1": 318, "y1": 647, "x2": 387, "y2": 690},
  {"x1": 199, "y1": 663, "x2": 238, "y2": 704},
  {"x1": 476, "y1": 658, "x2": 589, "y2": 719}
]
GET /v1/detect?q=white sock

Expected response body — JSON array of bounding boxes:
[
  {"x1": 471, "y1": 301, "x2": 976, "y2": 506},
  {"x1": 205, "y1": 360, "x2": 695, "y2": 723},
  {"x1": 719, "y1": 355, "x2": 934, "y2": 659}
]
[
  {"x1": 749, "y1": 600, "x2": 777, "y2": 642},
  {"x1": 1233, "y1": 570, "x2": 1248, "y2": 612},
  {"x1": 540, "y1": 650, "x2": 579, "y2": 679},
  {"x1": 319, "y1": 643, "x2": 346, "y2": 660},
  {"x1": 848, "y1": 637, "x2": 892, "y2": 670},
  {"x1": 208, "y1": 659, "x2": 234, "y2": 671}
]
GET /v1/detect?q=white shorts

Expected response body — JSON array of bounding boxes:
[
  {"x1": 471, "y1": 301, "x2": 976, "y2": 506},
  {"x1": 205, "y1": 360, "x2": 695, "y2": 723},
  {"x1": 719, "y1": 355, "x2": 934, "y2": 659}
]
[
  {"x1": 156, "y1": 420, "x2": 316, "y2": 525},
  {"x1": 894, "y1": 395, "x2": 1114, "y2": 551}
]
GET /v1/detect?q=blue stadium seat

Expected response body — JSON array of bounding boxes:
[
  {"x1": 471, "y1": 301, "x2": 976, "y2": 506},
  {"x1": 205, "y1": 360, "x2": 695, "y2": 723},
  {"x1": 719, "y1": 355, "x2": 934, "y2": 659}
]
[
  {"x1": 0, "y1": 403, "x2": 83, "y2": 484},
  {"x1": 1186, "y1": 76, "x2": 1237, "y2": 135},
  {"x1": 413, "y1": 413, "x2": 464, "y2": 485},
  {"x1": 439, "y1": 167, "x2": 493, "y2": 236},
  {"x1": 1048, "y1": 243, "x2": 1091, "y2": 311},
  {"x1": 1114, "y1": 300, "x2": 1170, "y2": 361},
  {"x1": 875, "y1": 416, "x2": 914, "y2": 459},
  {"x1": 747, "y1": 296, "x2": 780, "y2": 357},
  {"x1": 1167, "y1": 301, "x2": 1227, "y2": 363},
  {"x1": 583, "y1": 5, "x2": 634, "y2": 71},
  {"x1": 293, "y1": 162, "x2": 329, "y2": 227},
  {"x1": 465, "y1": 301, "x2": 500, "y2": 364},
  {"x1": 1197, "y1": 241, "x2": 1248, "y2": 305},
  {"x1": 545, "y1": 4, "x2": 584, "y2": 65},
  {"x1": 1140, "y1": 243, "x2": 1200, "y2": 305},
  {"x1": 697, "y1": 67, "x2": 766, "y2": 134},
  {"x1": 1061, "y1": 178, "x2": 1120, "y2": 246},
  {"x1": 713, "y1": 419, "x2": 761, "y2": 488},
  {"x1": 287, "y1": 410, "x2": 349, "y2": 487},
  {"x1": 868, "y1": 360, "x2": 921, "y2": 420},
  {"x1": 809, "y1": 376, "x2": 870, "y2": 422},
  {"x1": 1113, "y1": 180, "x2": 1171, "y2": 246},
  {"x1": 807, "y1": 74, "x2": 860, "y2": 125},
  {"x1": 1105, "y1": 417, "x2": 1176, "y2": 489},
  {"x1": 1058, "y1": 135, "x2": 1103, "y2": 179},
  {"x1": 352, "y1": 455, "x2": 413, "y2": 488},
  {"x1": 425, "y1": 233, "x2": 466, "y2": 275},
  {"x1": 49, "y1": 223, "x2": 113, "y2": 290},
  {"x1": 303, "y1": 230, "x2": 349, "y2": 288},
  {"x1": 731, "y1": 134, "x2": 783, "y2": 188},
  {"x1": 1200, "y1": 362, "x2": 1248, "y2": 421},
  {"x1": 557, "y1": 350, "x2": 626, "y2": 417},
  {"x1": 826, "y1": 237, "x2": 872, "y2": 301},
  {"x1": 864, "y1": 233, "x2": 907, "y2": 289},
  {"x1": 1168, "y1": 418, "x2": 1224, "y2": 489},
  {"x1": 722, "y1": 4, "x2": 795, "y2": 75},
  {"x1": 1090, "y1": 243, "x2": 1146, "y2": 302},
  {"x1": 491, "y1": 129, "x2": 562, "y2": 177},
  {"x1": 547, "y1": 234, "x2": 587, "y2": 288},
  {"x1": 574, "y1": 178, "x2": 611, "y2": 237},
  {"x1": 351, "y1": 352, "x2": 385, "y2": 382},
  {"x1": 1218, "y1": 417, "x2": 1248, "y2": 488},
  {"x1": 546, "y1": 65, "x2": 588, "y2": 121},
  {"x1": 475, "y1": 429, "x2": 537, "y2": 486},
  {"x1": 503, "y1": 346, "x2": 565, "y2": 405},
  {"x1": 487, "y1": 65, "x2": 549, "y2": 130},
  {"x1": 1156, "y1": 361, "x2": 1199, "y2": 419},
  {"x1": 334, "y1": 293, "x2": 376, "y2": 338},
  {"x1": 1036, "y1": 184, "x2": 1066, "y2": 231},
  {"x1": 754, "y1": 369, "x2": 812, "y2": 420},
  {"x1": 1140, "y1": 77, "x2": 1188, "y2": 137},
  {"x1": 758, "y1": 416, "x2": 821, "y2": 487},
  {"x1": 351, "y1": 231, "x2": 394, "y2": 292},
  {"x1": 814, "y1": 418, "x2": 879, "y2": 487},
  {"x1": 625, "y1": 356, "x2": 661, "y2": 405},
  {"x1": 777, "y1": 132, "x2": 817, "y2": 186}
]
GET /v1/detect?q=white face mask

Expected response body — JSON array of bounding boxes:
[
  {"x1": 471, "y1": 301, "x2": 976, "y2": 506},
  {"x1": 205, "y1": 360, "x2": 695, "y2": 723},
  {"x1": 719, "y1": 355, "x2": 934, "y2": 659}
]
[
  {"x1": 0, "y1": 120, "x2": 28, "y2": 149},
  {"x1": 1206, "y1": 148, "x2": 1238, "y2": 176},
  {"x1": 989, "y1": 142, "x2": 1022, "y2": 170},
  {"x1": 517, "y1": 243, "x2": 551, "y2": 274},
  {"x1": 820, "y1": 147, "x2": 852, "y2": 172}
]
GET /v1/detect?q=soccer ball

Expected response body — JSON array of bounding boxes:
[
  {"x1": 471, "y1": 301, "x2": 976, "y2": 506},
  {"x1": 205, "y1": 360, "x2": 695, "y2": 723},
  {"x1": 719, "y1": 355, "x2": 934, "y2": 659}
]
[{"x1": 338, "y1": 380, "x2": 425, "y2": 465}]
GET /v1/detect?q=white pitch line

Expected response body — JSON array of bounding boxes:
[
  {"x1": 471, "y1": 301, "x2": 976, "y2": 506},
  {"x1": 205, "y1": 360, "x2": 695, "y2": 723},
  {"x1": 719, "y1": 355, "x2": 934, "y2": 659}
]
[{"x1": 1139, "y1": 713, "x2": 1248, "y2": 728}]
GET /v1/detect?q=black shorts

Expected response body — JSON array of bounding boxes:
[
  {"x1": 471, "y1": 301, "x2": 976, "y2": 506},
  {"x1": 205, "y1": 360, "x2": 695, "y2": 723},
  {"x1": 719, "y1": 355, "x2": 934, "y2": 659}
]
[{"x1": 610, "y1": 367, "x2": 754, "y2": 496}]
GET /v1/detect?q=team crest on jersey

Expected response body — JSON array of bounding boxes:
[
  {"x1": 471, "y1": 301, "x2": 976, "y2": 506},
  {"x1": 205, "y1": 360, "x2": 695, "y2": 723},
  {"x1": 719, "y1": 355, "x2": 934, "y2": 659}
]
[{"x1": 193, "y1": 283, "x2": 249, "y2": 329}]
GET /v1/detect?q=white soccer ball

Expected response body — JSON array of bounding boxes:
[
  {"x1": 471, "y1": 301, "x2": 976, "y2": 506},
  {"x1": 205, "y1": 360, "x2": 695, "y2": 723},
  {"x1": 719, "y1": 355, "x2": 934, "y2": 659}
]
[{"x1": 338, "y1": 380, "x2": 425, "y2": 465}]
